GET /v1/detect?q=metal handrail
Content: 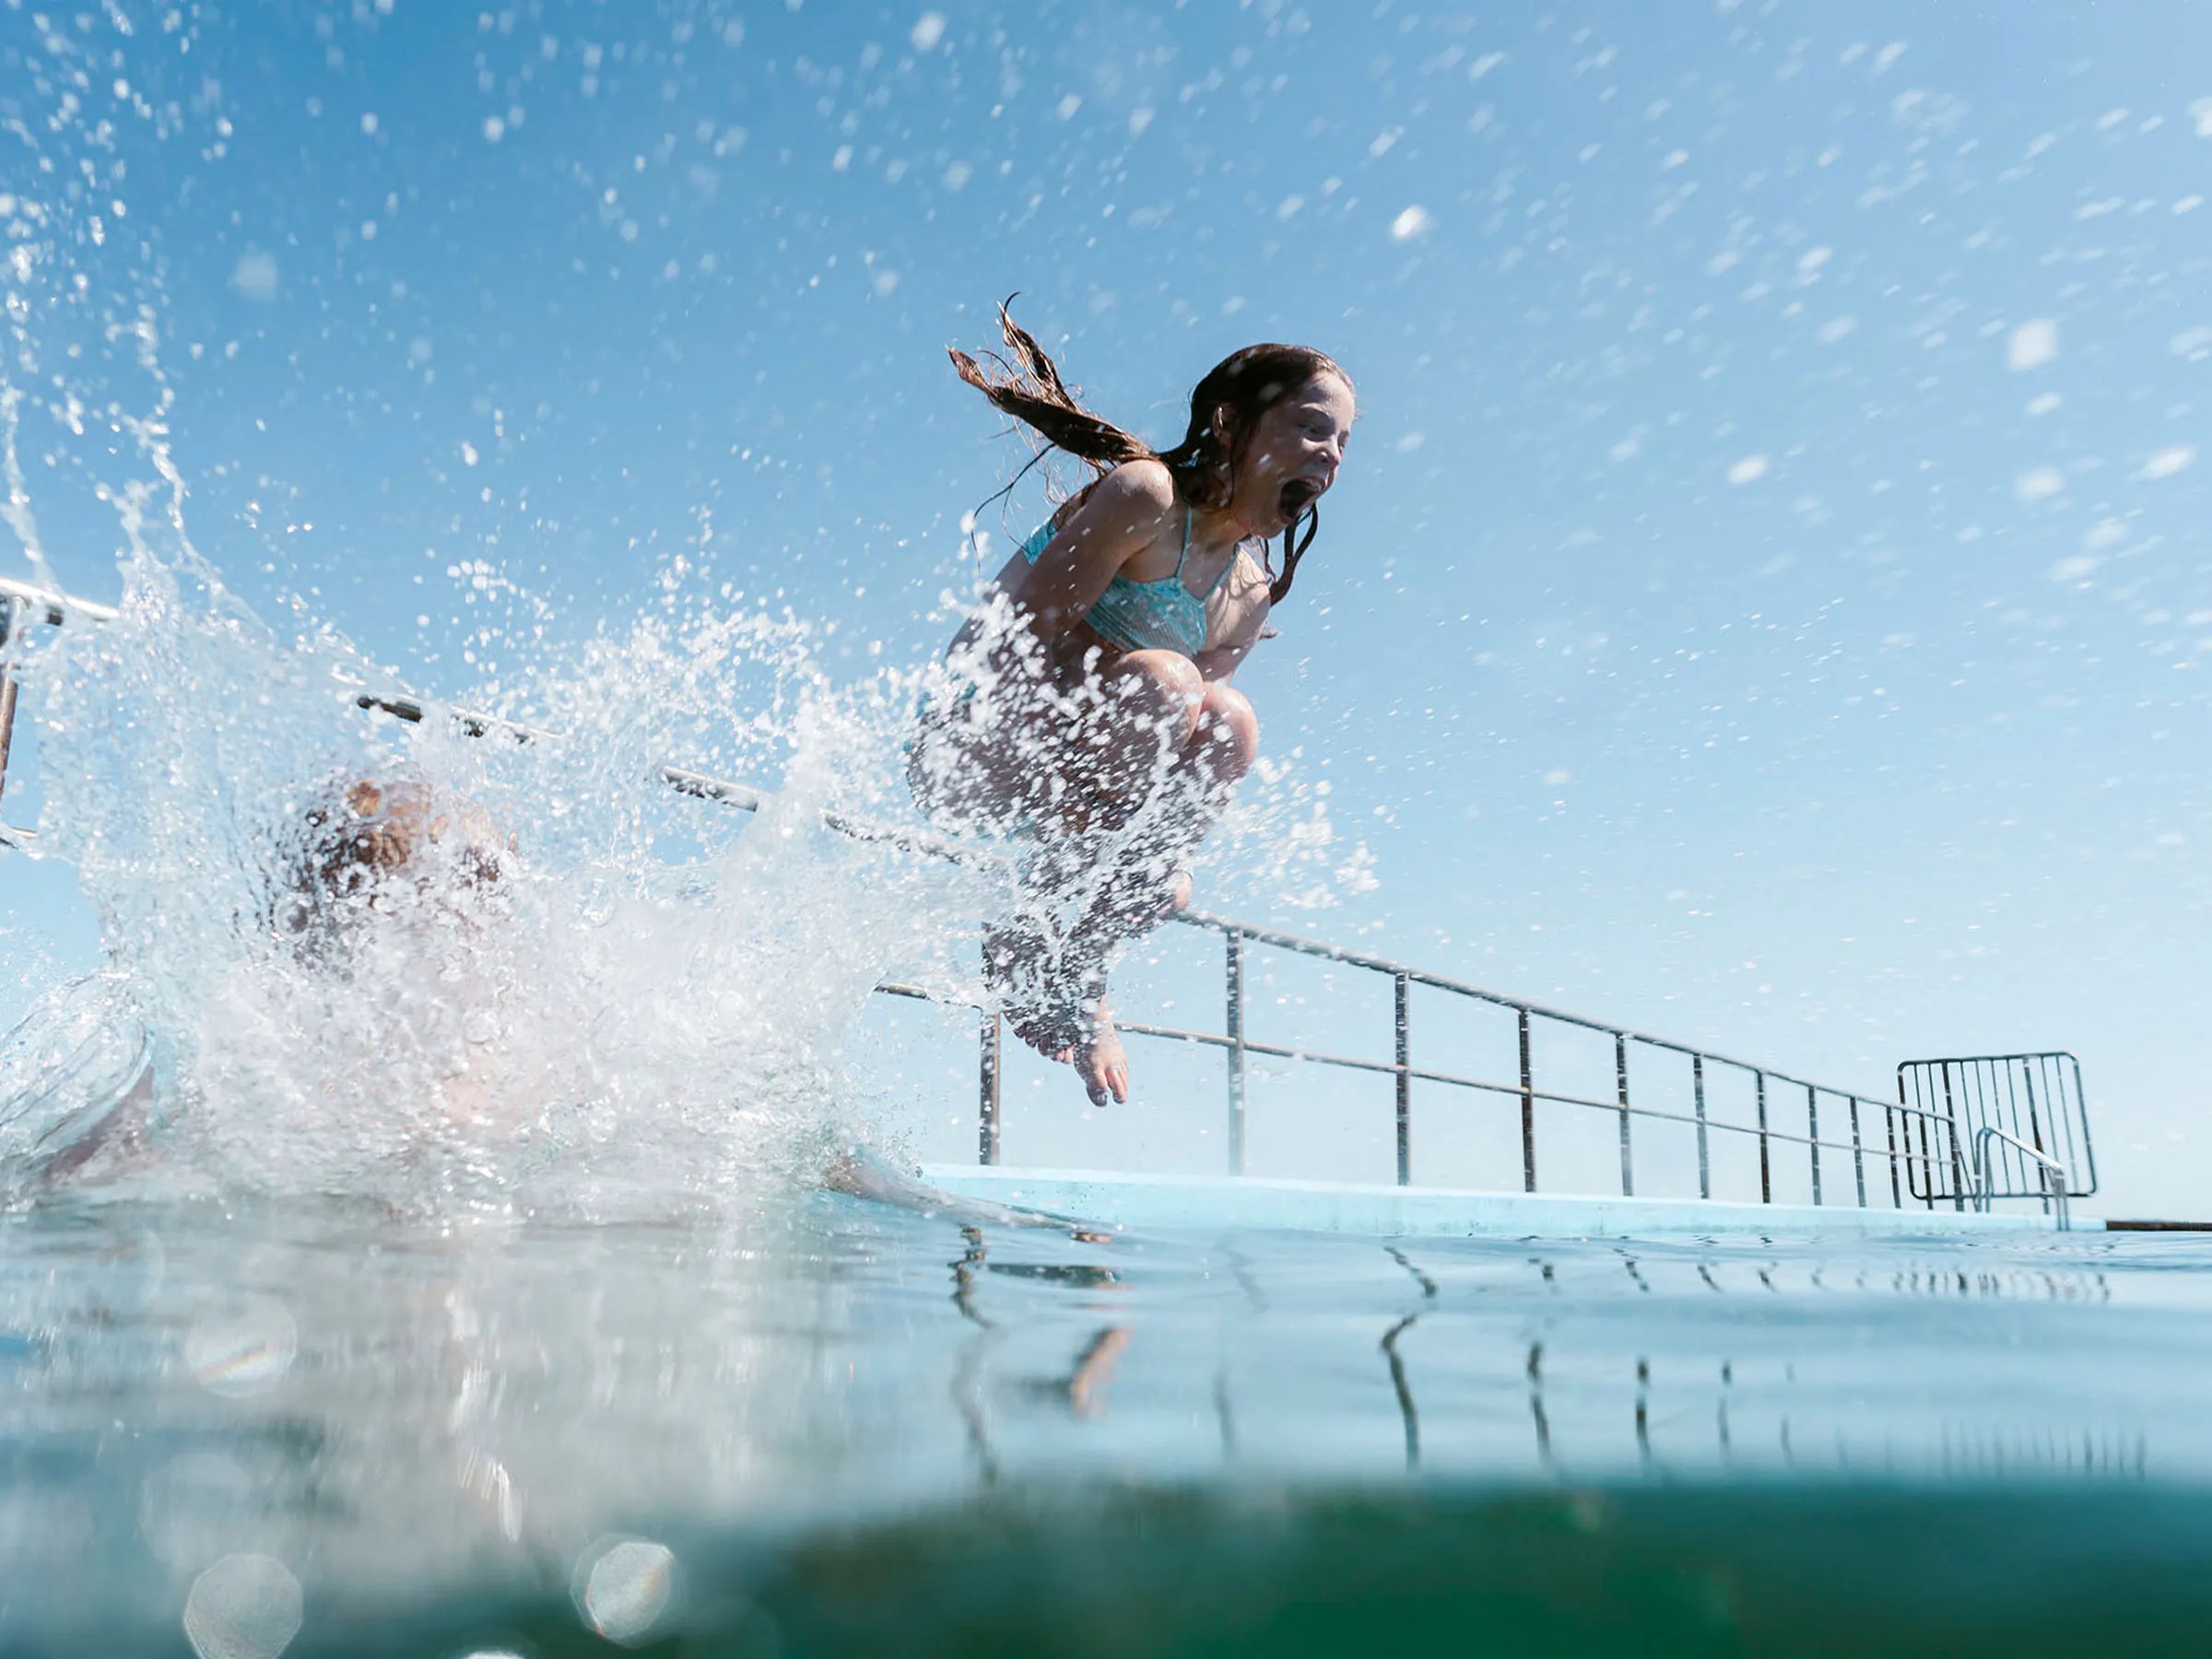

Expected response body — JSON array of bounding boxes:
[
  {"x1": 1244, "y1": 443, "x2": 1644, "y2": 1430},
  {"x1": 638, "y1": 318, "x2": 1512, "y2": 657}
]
[
  {"x1": 1898, "y1": 1053, "x2": 2096, "y2": 1206},
  {"x1": 1112, "y1": 1012, "x2": 1933, "y2": 1167},
  {"x1": 1124, "y1": 912, "x2": 1958, "y2": 1207},
  {"x1": 0, "y1": 574, "x2": 118, "y2": 626},
  {"x1": 1973, "y1": 1125, "x2": 2071, "y2": 1230},
  {"x1": 355, "y1": 692, "x2": 1007, "y2": 872},
  {"x1": 0, "y1": 571, "x2": 1998, "y2": 1212},
  {"x1": 1171, "y1": 904, "x2": 1924, "y2": 1140}
]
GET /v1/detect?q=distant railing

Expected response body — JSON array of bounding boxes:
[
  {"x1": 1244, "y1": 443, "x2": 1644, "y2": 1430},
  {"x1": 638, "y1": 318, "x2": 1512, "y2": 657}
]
[
  {"x1": 1900, "y1": 1053, "x2": 2097, "y2": 1212},
  {"x1": 1054, "y1": 911, "x2": 1975, "y2": 1211},
  {"x1": 0, "y1": 574, "x2": 2082, "y2": 1214}
]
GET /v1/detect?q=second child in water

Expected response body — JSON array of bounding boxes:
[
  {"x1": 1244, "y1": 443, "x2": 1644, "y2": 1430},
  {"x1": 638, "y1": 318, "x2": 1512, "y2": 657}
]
[{"x1": 909, "y1": 307, "x2": 1355, "y2": 1107}]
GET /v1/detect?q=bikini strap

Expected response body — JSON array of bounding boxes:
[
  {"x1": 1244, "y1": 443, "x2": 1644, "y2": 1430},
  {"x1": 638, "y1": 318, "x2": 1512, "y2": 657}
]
[
  {"x1": 1200, "y1": 539, "x2": 1243, "y2": 601},
  {"x1": 1172, "y1": 506, "x2": 1193, "y2": 581}
]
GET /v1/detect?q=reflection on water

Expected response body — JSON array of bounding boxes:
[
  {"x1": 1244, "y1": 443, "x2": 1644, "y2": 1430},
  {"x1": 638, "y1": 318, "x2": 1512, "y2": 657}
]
[{"x1": 0, "y1": 1195, "x2": 2205, "y2": 1653}]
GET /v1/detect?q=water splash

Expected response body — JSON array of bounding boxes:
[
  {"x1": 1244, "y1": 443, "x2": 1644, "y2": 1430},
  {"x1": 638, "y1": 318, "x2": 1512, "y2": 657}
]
[
  {"x1": 0, "y1": 6, "x2": 1365, "y2": 1214},
  {"x1": 13, "y1": 545, "x2": 1015, "y2": 1209},
  {"x1": 8, "y1": 520, "x2": 1362, "y2": 1211}
]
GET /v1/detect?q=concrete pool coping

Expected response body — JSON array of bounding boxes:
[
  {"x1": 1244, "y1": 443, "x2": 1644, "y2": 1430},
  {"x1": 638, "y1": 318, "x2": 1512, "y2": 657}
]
[{"x1": 917, "y1": 1164, "x2": 2093, "y2": 1239}]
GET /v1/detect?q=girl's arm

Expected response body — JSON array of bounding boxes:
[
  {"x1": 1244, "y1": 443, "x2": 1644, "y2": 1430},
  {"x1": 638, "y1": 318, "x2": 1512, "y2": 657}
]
[{"x1": 1010, "y1": 461, "x2": 1177, "y2": 644}]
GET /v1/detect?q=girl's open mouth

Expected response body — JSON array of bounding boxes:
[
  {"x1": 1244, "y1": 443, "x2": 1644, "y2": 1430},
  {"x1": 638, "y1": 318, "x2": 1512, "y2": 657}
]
[{"x1": 1277, "y1": 478, "x2": 1320, "y2": 521}]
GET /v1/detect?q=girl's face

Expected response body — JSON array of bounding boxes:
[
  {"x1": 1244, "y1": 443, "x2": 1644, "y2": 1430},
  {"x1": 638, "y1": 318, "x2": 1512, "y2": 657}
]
[{"x1": 1224, "y1": 371, "x2": 1357, "y2": 536}]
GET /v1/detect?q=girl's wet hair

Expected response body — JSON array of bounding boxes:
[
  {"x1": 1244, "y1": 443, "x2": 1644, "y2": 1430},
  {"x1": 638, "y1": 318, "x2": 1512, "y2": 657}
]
[{"x1": 948, "y1": 301, "x2": 1347, "y2": 605}]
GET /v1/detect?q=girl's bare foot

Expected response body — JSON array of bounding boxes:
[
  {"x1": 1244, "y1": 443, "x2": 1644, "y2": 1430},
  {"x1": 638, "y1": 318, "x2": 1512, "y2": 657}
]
[
  {"x1": 1072, "y1": 997, "x2": 1128, "y2": 1107},
  {"x1": 1001, "y1": 981, "x2": 1124, "y2": 1106},
  {"x1": 985, "y1": 863, "x2": 1180, "y2": 1090}
]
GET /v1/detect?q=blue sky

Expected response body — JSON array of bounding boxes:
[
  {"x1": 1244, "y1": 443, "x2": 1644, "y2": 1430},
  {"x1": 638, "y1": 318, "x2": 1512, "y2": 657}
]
[{"x1": 5, "y1": 0, "x2": 2210, "y2": 1209}]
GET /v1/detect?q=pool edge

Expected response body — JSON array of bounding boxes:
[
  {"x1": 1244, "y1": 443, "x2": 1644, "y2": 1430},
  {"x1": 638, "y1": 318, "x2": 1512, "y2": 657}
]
[{"x1": 915, "y1": 1164, "x2": 2096, "y2": 1238}]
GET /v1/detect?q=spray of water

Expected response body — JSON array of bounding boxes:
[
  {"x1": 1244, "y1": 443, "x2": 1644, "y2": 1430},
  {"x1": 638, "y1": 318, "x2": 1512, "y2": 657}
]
[
  {"x1": 5, "y1": 511, "x2": 1366, "y2": 1211},
  {"x1": 8, "y1": 525, "x2": 1033, "y2": 1209},
  {"x1": 0, "y1": 7, "x2": 1367, "y2": 1214}
]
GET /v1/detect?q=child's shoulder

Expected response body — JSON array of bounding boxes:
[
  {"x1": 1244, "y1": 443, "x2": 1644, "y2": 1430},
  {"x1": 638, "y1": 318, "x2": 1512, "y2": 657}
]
[{"x1": 1093, "y1": 457, "x2": 1177, "y2": 515}]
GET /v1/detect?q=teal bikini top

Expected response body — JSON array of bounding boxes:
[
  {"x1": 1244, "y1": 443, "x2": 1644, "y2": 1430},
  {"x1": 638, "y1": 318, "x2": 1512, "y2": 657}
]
[{"x1": 1019, "y1": 507, "x2": 1236, "y2": 658}]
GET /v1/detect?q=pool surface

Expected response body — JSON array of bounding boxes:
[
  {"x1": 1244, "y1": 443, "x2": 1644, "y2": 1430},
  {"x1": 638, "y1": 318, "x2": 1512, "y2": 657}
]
[{"x1": 4, "y1": 1187, "x2": 2208, "y2": 1655}]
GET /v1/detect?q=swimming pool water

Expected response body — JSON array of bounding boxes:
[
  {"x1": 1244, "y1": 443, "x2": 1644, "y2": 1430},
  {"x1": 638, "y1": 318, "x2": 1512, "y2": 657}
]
[{"x1": 3, "y1": 1191, "x2": 2209, "y2": 1655}]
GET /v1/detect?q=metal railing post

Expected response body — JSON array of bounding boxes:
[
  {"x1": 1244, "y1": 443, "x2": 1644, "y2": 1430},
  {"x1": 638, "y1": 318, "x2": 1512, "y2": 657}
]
[
  {"x1": 2063, "y1": 1055, "x2": 2089, "y2": 1195},
  {"x1": 1517, "y1": 1007, "x2": 1536, "y2": 1193},
  {"x1": 1806, "y1": 1084, "x2": 1822, "y2": 1206},
  {"x1": 1901, "y1": 1067, "x2": 1931, "y2": 1206},
  {"x1": 1226, "y1": 929, "x2": 1247, "y2": 1176},
  {"x1": 0, "y1": 664, "x2": 17, "y2": 817},
  {"x1": 1885, "y1": 1104, "x2": 1902, "y2": 1207},
  {"x1": 1615, "y1": 1033, "x2": 1633, "y2": 1196},
  {"x1": 1394, "y1": 971, "x2": 1411, "y2": 1187},
  {"x1": 978, "y1": 1010, "x2": 1002, "y2": 1166},
  {"x1": 1850, "y1": 1098, "x2": 1867, "y2": 1207},
  {"x1": 1692, "y1": 1053, "x2": 1711, "y2": 1199},
  {"x1": 1939, "y1": 1063, "x2": 1967, "y2": 1212},
  {"x1": 1755, "y1": 1070, "x2": 1771, "y2": 1204},
  {"x1": 0, "y1": 596, "x2": 18, "y2": 814}
]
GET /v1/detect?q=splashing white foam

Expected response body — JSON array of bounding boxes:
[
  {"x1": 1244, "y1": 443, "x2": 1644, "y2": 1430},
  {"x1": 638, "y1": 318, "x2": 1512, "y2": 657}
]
[{"x1": 0, "y1": 17, "x2": 1363, "y2": 1215}]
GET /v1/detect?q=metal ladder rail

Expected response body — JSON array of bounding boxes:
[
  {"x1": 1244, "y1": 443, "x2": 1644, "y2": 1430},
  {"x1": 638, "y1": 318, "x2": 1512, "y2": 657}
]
[
  {"x1": 1973, "y1": 1125, "x2": 2072, "y2": 1230},
  {"x1": 1896, "y1": 1054, "x2": 2098, "y2": 1206}
]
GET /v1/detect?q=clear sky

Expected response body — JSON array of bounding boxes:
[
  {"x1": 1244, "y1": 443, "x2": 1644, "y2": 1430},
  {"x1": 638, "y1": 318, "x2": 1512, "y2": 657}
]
[{"x1": 4, "y1": 1, "x2": 2209, "y2": 1211}]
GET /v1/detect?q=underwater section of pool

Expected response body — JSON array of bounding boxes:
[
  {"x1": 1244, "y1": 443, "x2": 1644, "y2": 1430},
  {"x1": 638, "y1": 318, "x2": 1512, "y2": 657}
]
[{"x1": 4, "y1": 1189, "x2": 2211, "y2": 1656}]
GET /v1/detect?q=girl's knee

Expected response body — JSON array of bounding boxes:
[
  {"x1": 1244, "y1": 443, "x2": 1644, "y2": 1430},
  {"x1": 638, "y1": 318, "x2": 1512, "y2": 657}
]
[
  {"x1": 1197, "y1": 685, "x2": 1260, "y2": 774},
  {"x1": 1109, "y1": 651, "x2": 1206, "y2": 728}
]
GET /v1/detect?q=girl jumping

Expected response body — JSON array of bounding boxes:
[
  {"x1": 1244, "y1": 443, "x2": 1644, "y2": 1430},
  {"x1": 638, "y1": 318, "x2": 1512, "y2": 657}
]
[{"x1": 908, "y1": 308, "x2": 1355, "y2": 1108}]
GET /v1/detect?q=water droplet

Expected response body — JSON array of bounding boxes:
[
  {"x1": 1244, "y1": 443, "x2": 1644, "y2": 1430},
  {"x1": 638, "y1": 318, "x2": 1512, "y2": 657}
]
[
  {"x1": 574, "y1": 1536, "x2": 677, "y2": 1645},
  {"x1": 2141, "y1": 444, "x2": 2196, "y2": 481},
  {"x1": 182, "y1": 1554, "x2": 302, "y2": 1659},
  {"x1": 1389, "y1": 205, "x2": 1431, "y2": 241},
  {"x1": 2006, "y1": 317, "x2": 2059, "y2": 371},
  {"x1": 229, "y1": 251, "x2": 278, "y2": 301}
]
